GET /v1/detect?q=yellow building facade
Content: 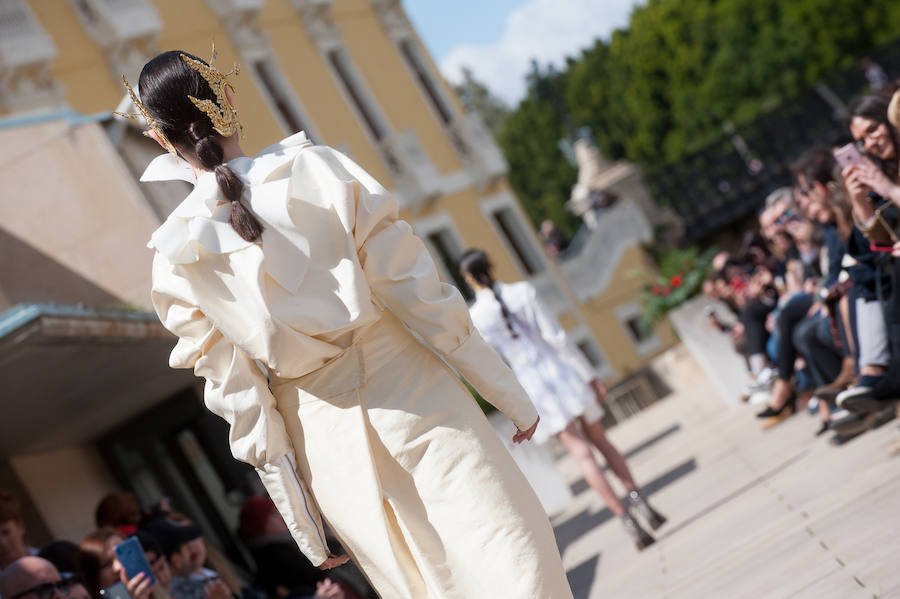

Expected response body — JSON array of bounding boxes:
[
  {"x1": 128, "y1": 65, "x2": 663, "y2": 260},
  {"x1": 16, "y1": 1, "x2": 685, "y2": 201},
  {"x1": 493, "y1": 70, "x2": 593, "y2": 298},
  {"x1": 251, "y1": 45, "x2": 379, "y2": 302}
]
[{"x1": 2, "y1": 0, "x2": 673, "y2": 380}]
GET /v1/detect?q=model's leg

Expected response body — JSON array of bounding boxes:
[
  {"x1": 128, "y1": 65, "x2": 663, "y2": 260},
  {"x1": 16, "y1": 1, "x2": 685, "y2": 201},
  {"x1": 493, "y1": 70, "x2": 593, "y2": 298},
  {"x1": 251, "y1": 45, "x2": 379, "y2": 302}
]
[
  {"x1": 581, "y1": 417, "x2": 667, "y2": 529},
  {"x1": 557, "y1": 421, "x2": 626, "y2": 513},
  {"x1": 557, "y1": 421, "x2": 655, "y2": 549},
  {"x1": 581, "y1": 418, "x2": 636, "y2": 492}
]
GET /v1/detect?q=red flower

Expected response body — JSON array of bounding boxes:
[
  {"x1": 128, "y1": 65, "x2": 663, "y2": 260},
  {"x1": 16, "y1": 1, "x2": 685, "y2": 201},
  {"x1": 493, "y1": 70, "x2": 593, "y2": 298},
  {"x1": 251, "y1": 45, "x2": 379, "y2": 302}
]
[
  {"x1": 670, "y1": 274, "x2": 683, "y2": 288},
  {"x1": 650, "y1": 284, "x2": 664, "y2": 296}
]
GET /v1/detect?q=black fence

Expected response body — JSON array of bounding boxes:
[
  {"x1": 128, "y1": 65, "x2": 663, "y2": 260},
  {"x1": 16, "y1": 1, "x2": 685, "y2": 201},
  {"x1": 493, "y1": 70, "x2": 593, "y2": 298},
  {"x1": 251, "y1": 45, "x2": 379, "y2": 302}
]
[{"x1": 645, "y1": 40, "x2": 900, "y2": 244}]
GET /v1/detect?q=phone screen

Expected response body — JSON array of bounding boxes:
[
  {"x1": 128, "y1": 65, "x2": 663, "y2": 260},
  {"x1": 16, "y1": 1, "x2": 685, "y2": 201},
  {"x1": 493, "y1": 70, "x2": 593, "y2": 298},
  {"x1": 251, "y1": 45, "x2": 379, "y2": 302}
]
[{"x1": 114, "y1": 537, "x2": 156, "y2": 587}]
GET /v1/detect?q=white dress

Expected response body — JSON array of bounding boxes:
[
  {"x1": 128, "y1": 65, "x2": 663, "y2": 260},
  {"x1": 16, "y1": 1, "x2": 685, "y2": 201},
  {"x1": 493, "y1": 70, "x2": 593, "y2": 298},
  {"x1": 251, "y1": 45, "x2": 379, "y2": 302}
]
[{"x1": 469, "y1": 282, "x2": 603, "y2": 443}]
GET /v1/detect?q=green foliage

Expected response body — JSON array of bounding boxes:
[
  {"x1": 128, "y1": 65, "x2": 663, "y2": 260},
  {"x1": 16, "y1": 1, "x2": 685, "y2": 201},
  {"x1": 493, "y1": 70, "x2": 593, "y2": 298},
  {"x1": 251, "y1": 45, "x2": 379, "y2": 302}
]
[
  {"x1": 496, "y1": 0, "x2": 900, "y2": 231},
  {"x1": 497, "y1": 64, "x2": 582, "y2": 238},
  {"x1": 634, "y1": 245, "x2": 717, "y2": 329}
]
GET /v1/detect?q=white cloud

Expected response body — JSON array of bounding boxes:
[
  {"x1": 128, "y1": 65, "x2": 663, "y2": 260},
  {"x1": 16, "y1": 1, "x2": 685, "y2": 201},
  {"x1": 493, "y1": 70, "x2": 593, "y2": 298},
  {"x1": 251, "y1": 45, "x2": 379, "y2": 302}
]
[{"x1": 440, "y1": 0, "x2": 641, "y2": 105}]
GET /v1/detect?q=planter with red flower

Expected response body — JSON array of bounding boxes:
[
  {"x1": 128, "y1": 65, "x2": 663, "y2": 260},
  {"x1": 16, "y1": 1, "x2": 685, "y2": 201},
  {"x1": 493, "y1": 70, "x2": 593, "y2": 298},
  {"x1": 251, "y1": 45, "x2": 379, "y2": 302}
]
[{"x1": 633, "y1": 246, "x2": 716, "y2": 333}]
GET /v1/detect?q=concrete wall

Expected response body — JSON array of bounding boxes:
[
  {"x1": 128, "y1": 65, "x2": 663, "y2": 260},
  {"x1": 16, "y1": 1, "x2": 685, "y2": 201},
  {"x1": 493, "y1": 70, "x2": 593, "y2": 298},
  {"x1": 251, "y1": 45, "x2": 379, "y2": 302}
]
[
  {"x1": 11, "y1": 445, "x2": 119, "y2": 543},
  {"x1": 668, "y1": 295, "x2": 750, "y2": 403},
  {"x1": 0, "y1": 120, "x2": 161, "y2": 310}
]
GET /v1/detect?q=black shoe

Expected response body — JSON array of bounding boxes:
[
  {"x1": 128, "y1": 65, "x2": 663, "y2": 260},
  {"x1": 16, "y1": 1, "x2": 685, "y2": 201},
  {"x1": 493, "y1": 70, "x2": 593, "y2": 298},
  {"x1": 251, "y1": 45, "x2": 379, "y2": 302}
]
[
  {"x1": 756, "y1": 400, "x2": 794, "y2": 419},
  {"x1": 815, "y1": 421, "x2": 830, "y2": 437},
  {"x1": 621, "y1": 513, "x2": 655, "y2": 550},
  {"x1": 836, "y1": 376, "x2": 884, "y2": 413},
  {"x1": 628, "y1": 490, "x2": 667, "y2": 530}
]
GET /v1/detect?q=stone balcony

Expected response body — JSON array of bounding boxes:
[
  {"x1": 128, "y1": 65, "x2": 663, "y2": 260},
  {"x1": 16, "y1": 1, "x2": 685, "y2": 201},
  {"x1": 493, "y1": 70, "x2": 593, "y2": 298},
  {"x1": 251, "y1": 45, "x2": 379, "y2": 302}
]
[
  {"x1": 0, "y1": 0, "x2": 64, "y2": 112},
  {"x1": 379, "y1": 128, "x2": 443, "y2": 210}
]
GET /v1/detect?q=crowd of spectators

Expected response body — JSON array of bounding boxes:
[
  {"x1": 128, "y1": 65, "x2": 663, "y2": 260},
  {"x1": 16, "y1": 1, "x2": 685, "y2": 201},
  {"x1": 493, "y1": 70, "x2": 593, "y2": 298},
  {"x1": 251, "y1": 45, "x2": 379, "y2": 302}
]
[
  {"x1": 704, "y1": 83, "x2": 900, "y2": 441},
  {"x1": 0, "y1": 490, "x2": 375, "y2": 599}
]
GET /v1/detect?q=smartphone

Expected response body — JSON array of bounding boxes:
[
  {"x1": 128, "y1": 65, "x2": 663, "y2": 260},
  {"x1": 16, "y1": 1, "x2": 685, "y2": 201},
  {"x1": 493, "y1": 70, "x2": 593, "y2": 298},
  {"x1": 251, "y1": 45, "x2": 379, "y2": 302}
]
[
  {"x1": 100, "y1": 582, "x2": 131, "y2": 599},
  {"x1": 114, "y1": 537, "x2": 156, "y2": 587},
  {"x1": 833, "y1": 143, "x2": 865, "y2": 169},
  {"x1": 870, "y1": 242, "x2": 895, "y2": 253}
]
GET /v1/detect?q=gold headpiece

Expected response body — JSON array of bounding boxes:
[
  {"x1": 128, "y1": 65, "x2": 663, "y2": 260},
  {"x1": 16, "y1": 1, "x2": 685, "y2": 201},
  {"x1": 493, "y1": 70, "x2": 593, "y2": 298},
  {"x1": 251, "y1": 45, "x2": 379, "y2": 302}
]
[
  {"x1": 114, "y1": 75, "x2": 178, "y2": 156},
  {"x1": 180, "y1": 44, "x2": 243, "y2": 138}
]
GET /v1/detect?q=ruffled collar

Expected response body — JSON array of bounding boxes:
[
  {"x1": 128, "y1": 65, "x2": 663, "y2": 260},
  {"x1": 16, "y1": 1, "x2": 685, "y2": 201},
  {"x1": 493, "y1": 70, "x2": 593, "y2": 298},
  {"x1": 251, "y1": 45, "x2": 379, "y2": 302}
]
[{"x1": 145, "y1": 131, "x2": 314, "y2": 292}]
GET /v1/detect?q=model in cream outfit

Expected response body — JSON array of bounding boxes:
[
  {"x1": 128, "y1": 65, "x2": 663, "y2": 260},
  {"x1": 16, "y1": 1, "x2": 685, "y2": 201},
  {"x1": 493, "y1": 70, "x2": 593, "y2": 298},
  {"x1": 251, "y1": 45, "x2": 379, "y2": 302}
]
[{"x1": 146, "y1": 130, "x2": 573, "y2": 598}]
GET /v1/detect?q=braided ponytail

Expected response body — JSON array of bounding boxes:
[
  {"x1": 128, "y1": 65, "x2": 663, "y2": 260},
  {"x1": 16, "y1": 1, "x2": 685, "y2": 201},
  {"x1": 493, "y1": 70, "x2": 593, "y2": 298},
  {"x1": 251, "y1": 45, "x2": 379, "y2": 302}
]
[
  {"x1": 188, "y1": 121, "x2": 263, "y2": 242},
  {"x1": 138, "y1": 51, "x2": 263, "y2": 242},
  {"x1": 459, "y1": 249, "x2": 519, "y2": 338}
]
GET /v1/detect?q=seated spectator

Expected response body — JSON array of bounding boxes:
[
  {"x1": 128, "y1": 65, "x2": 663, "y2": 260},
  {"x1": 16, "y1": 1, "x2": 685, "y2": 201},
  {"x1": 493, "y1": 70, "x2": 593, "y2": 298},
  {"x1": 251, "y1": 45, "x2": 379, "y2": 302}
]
[
  {"x1": 133, "y1": 531, "x2": 173, "y2": 599},
  {"x1": 238, "y1": 497, "x2": 367, "y2": 599},
  {"x1": 0, "y1": 557, "x2": 90, "y2": 599},
  {"x1": 37, "y1": 541, "x2": 83, "y2": 584},
  {"x1": 0, "y1": 491, "x2": 38, "y2": 571},
  {"x1": 140, "y1": 519, "x2": 227, "y2": 599},
  {"x1": 80, "y1": 528, "x2": 122, "y2": 597},
  {"x1": 238, "y1": 496, "x2": 325, "y2": 599},
  {"x1": 95, "y1": 493, "x2": 144, "y2": 537},
  {"x1": 539, "y1": 220, "x2": 569, "y2": 259}
]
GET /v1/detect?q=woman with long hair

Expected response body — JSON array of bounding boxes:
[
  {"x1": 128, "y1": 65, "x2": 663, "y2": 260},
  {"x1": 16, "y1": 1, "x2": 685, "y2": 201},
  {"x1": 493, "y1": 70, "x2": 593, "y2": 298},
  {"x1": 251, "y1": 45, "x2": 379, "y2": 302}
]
[
  {"x1": 131, "y1": 50, "x2": 571, "y2": 597},
  {"x1": 458, "y1": 248, "x2": 666, "y2": 550}
]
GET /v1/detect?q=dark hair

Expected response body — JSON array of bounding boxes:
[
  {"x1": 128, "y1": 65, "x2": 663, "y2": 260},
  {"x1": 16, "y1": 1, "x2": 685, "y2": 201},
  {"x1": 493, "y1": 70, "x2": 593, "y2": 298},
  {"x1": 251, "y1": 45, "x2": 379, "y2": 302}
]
[
  {"x1": 847, "y1": 93, "x2": 900, "y2": 181},
  {"x1": 790, "y1": 146, "x2": 837, "y2": 187},
  {"x1": 95, "y1": 492, "x2": 142, "y2": 529},
  {"x1": 39, "y1": 540, "x2": 83, "y2": 575},
  {"x1": 0, "y1": 489, "x2": 23, "y2": 524},
  {"x1": 138, "y1": 51, "x2": 263, "y2": 241},
  {"x1": 459, "y1": 249, "x2": 518, "y2": 338}
]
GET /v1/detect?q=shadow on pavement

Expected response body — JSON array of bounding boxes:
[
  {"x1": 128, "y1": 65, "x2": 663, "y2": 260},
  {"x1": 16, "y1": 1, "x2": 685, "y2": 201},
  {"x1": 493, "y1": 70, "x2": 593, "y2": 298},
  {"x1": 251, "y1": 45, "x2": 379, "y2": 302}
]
[
  {"x1": 566, "y1": 555, "x2": 600, "y2": 599},
  {"x1": 656, "y1": 449, "x2": 809, "y2": 540},
  {"x1": 555, "y1": 458, "x2": 697, "y2": 556},
  {"x1": 569, "y1": 423, "x2": 683, "y2": 496}
]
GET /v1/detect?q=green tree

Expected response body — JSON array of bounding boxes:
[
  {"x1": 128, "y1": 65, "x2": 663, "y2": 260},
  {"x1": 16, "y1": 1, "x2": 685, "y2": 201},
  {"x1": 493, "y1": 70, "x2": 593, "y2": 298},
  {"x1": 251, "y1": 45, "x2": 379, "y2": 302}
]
[
  {"x1": 497, "y1": 0, "x2": 900, "y2": 231},
  {"x1": 498, "y1": 62, "x2": 581, "y2": 238}
]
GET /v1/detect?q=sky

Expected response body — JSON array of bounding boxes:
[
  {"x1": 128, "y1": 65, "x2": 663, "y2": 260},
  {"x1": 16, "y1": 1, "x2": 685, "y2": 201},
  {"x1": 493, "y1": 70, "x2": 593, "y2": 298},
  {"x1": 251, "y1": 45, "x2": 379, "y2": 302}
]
[{"x1": 405, "y1": 0, "x2": 644, "y2": 106}]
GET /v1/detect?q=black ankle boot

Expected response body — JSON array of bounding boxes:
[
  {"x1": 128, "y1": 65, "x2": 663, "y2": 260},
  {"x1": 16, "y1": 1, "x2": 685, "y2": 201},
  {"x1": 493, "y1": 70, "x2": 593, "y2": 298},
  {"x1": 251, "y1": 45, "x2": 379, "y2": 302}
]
[
  {"x1": 621, "y1": 512, "x2": 655, "y2": 550},
  {"x1": 628, "y1": 490, "x2": 667, "y2": 530}
]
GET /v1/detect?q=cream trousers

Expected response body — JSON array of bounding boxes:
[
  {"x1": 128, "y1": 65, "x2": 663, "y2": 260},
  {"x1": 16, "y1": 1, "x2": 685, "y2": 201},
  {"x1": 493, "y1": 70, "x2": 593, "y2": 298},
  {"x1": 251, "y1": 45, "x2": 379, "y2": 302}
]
[{"x1": 271, "y1": 311, "x2": 573, "y2": 599}]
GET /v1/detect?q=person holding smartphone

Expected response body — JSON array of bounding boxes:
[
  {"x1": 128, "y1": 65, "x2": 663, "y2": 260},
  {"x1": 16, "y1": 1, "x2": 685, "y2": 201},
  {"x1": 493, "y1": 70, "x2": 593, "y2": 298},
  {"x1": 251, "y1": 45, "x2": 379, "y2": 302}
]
[{"x1": 830, "y1": 93, "x2": 900, "y2": 411}]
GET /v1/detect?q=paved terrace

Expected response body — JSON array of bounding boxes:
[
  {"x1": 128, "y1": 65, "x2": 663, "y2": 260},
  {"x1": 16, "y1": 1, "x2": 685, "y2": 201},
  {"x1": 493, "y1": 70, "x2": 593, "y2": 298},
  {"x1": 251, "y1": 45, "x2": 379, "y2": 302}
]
[{"x1": 553, "y1": 346, "x2": 900, "y2": 599}]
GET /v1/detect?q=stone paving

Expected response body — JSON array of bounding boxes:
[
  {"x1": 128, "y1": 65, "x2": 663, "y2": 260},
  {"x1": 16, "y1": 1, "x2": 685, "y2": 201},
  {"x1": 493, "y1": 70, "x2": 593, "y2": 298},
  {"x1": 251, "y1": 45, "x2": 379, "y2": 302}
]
[{"x1": 552, "y1": 347, "x2": 900, "y2": 599}]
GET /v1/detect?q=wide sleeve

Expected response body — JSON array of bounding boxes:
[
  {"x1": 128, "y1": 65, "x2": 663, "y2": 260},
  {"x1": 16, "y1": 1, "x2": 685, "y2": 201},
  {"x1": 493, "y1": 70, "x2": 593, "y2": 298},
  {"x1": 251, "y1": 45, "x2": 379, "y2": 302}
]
[
  {"x1": 150, "y1": 254, "x2": 330, "y2": 566},
  {"x1": 524, "y1": 283, "x2": 596, "y2": 382},
  {"x1": 351, "y1": 183, "x2": 539, "y2": 430}
]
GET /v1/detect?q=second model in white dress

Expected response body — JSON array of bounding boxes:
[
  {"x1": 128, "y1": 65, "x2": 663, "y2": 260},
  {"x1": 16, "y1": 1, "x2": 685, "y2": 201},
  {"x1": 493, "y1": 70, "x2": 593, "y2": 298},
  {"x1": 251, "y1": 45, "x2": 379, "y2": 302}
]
[{"x1": 468, "y1": 281, "x2": 603, "y2": 443}]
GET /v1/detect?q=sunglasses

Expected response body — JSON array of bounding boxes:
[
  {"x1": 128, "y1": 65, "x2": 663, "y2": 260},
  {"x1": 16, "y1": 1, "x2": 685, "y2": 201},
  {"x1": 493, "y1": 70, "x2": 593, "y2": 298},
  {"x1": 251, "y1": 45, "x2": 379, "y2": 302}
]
[{"x1": 11, "y1": 578, "x2": 79, "y2": 599}]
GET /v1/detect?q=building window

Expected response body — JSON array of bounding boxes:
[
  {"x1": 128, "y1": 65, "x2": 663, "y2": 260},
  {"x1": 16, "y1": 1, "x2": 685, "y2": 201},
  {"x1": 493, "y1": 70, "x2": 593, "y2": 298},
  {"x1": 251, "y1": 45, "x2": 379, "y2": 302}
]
[
  {"x1": 398, "y1": 39, "x2": 453, "y2": 126},
  {"x1": 414, "y1": 213, "x2": 471, "y2": 301},
  {"x1": 481, "y1": 194, "x2": 546, "y2": 277},
  {"x1": 568, "y1": 326, "x2": 613, "y2": 379},
  {"x1": 615, "y1": 301, "x2": 662, "y2": 356},
  {"x1": 251, "y1": 58, "x2": 311, "y2": 137},
  {"x1": 327, "y1": 48, "x2": 386, "y2": 141}
]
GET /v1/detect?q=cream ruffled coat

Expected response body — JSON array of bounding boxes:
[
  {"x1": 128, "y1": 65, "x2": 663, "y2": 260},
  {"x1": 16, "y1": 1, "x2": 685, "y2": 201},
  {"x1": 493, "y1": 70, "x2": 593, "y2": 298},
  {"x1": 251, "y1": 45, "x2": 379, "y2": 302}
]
[{"x1": 146, "y1": 133, "x2": 573, "y2": 598}]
